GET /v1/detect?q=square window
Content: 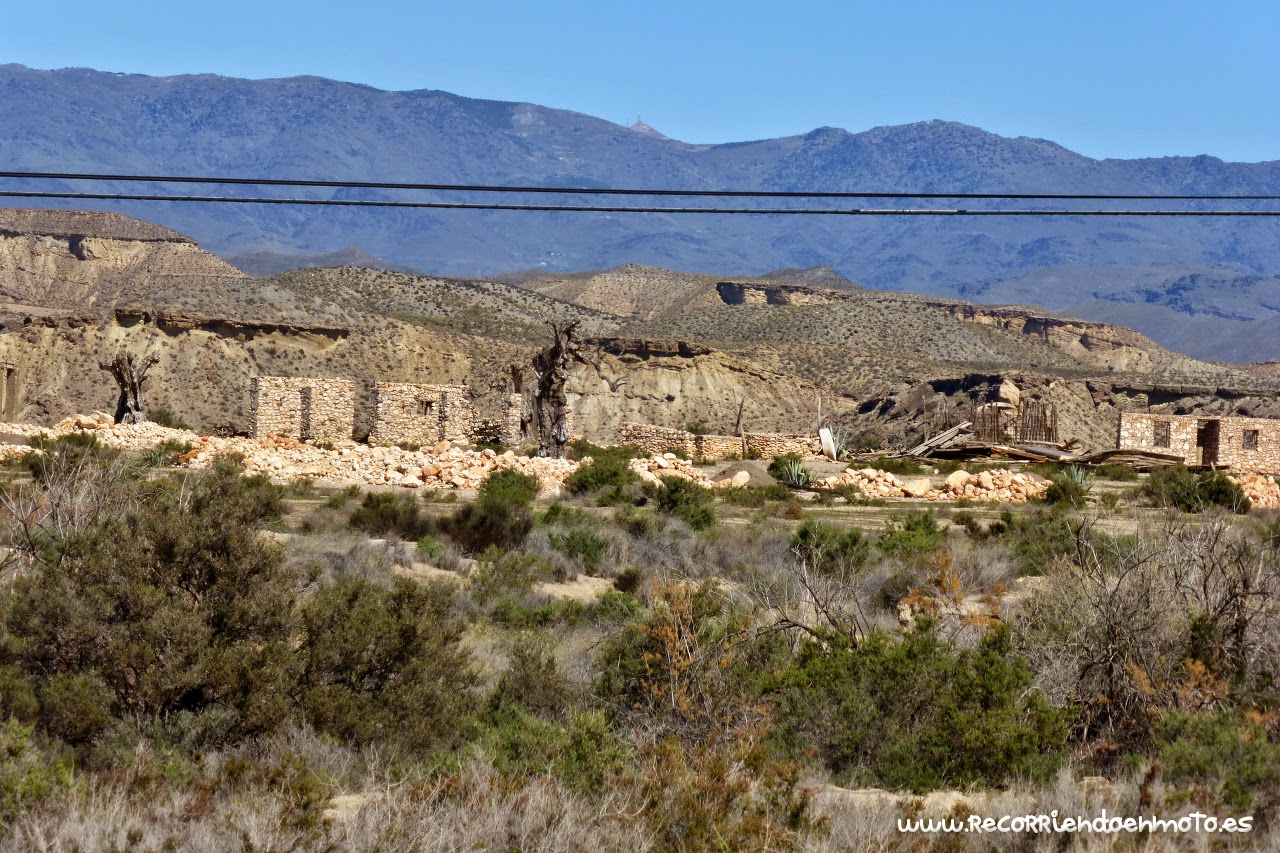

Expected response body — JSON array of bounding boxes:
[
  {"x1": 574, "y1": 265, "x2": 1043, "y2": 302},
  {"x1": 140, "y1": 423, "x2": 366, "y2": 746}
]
[
  {"x1": 1153, "y1": 421, "x2": 1171, "y2": 448},
  {"x1": 417, "y1": 399, "x2": 435, "y2": 418},
  {"x1": 1243, "y1": 429, "x2": 1259, "y2": 451}
]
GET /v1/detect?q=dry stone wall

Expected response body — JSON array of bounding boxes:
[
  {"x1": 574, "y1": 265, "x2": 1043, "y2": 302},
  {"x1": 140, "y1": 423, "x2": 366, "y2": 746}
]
[
  {"x1": 251, "y1": 376, "x2": 355, "y2": 443},
  {"x1": 1117, "y1": 413, "x2": 1199, "y2": 464},
  {"x1": 1118, "y1": 412, "x2": 1280, "y2": 472},
  {"x1": 618, "y1": 423, "x2": 692, "y2": 456},
  {"x1": 744, "y1": 433, "x2": 822, "y2": 459},
  {"x1": 617, "y1": 422, "x2": 821, "y2": 460},
  {"x1": 1215, "y1": 416, "x2": 1280, "y2": 472},
  {"x1": 368, "y1": 383, "x2": 474, "y2": 447}
]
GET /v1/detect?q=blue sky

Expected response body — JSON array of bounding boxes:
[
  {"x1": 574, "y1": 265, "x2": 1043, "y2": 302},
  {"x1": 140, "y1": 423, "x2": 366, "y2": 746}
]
[{"x1": 5, "y1": 0, "x2": 1277, "y2": 162}]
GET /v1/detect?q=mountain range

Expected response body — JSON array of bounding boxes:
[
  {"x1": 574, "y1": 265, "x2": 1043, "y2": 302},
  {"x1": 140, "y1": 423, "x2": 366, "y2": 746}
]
[{"x1": 2, "y1": 64, "x2": 1279, "y2": 361}]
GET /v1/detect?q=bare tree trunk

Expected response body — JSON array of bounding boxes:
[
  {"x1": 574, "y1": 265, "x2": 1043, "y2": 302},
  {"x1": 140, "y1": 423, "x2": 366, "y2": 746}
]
[
  {"x1": 98, "y1": 352, "x2": 159, "y2": 424},
  {"x1": 530, "y1": 323, "x2": 582, "y2": 458}
]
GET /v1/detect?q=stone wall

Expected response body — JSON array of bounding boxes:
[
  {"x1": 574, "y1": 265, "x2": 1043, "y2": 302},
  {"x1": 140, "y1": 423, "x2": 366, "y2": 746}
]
[
  {"x1": 1215, "y1": 416, "x2": 1280, "y2": 473},
  {"x1": 618, "y1": 423, "x2": 692, "y2": 456},
  {"x1": 1117, "y1": 413, "x2": 1280, "y2": 472},
  {"x1": 1117, "y1": 413, "x2": 1199, "y2": 465},
  {"x1": 251, "y1": 376, "x2": 355, "y2": 443},
  {"x1": 368, "y1": 383, "x2": 474, "y2": 447},
  {"x1": 300, "y1": 383, "x2": 356, "y2": 444},
  {"x1": 617, "y1": 422, "x2": 821, "y2": 460},
  {"x1": 744, "y1": 433, "x2": 822, "y2": 459},
  {"x1": 695, "y1": 434, "x2": 747, "y2": 460}
]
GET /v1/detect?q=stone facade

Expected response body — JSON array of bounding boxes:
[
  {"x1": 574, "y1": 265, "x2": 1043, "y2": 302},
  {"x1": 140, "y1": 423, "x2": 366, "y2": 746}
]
[
  {"x1": 1117, "y1": 412, "x2": 1280, "y2": 473},
  {"x1": 743, "y1": 433, "x2": 822, "y2": 459},
  {"x1": 618, "y1": 423, "x2": 692, "y2": 456},
  {"x1": 368, "y1": 383, "x2": 474, "y2": 447},
  {"x1": 251, "y1": 376, "x2": 355, "y2": 443},
  {"x1": 617, "y1": 422, "x2": 821, "y2": 461}
]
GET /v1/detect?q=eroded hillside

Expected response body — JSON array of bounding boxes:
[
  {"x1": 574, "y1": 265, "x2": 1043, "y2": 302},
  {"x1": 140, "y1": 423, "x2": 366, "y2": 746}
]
[{"x1": 3, "y1": 208, "x2": 1279, "y2": 452}]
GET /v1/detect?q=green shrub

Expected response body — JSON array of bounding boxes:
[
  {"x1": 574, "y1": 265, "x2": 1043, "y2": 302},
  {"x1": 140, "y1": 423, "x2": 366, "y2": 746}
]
[
  {"x1": 475, "y1": 704, "x2": 630, "y2": 794},
  {"x1": 717, "y1": 483, "x2": 793, "y2": 507},
  {"x1": 300, "y1": 575, "x2": 474, "y2": 751},
  {"x1": 489, "y1": 590, "x2": 641, "y2": 629},
  {"x1": 979, "y1": 508, "x2": 1089, "y2": 575},
  {"x1": 441, "y1": 469, "x2": 541, "y2": 553},
  {"x1": 479, "y1": 469, "x2": 540, "y2": 508},
  {"x1": 767, "y1": 454, "x2": 805, "y2": 480},
  {"x1": 614, "y1": 567, "x2": 646, "y2": 594},
  {"x1": 488, "y1": 640, "x2": 576, "y2": 720},
  {"x1": 773, "y1": 624, "x2": 1069, "y2": 791},
  {"x1": 566, "y1": 449, "x2": 638, "y2": 496},
  {"x1": 0, "y1": 462, "x2": 295, "y2": 743},
  {"x1": 684, "y1": 421, "x2": 710, "y2": 436},
  {"x1": 869, "y1": 457, "x2": 926, "y2": 476},
  {"x1": 349, "y1": 492, "x2": 432, "y2": 540},
  {"x1": 324, "y1": 484, "x2": 362, "y2": 508},
  {"x1": 148, "y1": 407, "x2": 192, "y2": 431},
  {"x1": 650, "y1": 476, "x2": 717, "y2": 531},
  {"x1": 1042, "y1": 469, "x2": 1090, "y2": 508},
  {"x1": 1093, "y1": 463, "x2": 1139, "y2": 482},
  {"x1": 144, "y1": 439, "x2": 192, "y2": 468},
  {"x1": 284, "y1": 477, "x2": 317, "y2": 498},
  {"x1": 25, "y1": 433, "x2": 120, "y2": 482},
  {"x1": 1144, "y1": 466, "x2": 1251, "y2": 514},
  {"x1": 0, "y1": 719, "x2": 70, "y2": 827},
  {"x1": 1156, "y1": 709, "x2": 1280, "y2": 812},
  {"x1": 470, "y1": 548, "x2": 554, "y2": 604},
  {"x1": 774, "y1": 458, "x2": 814, "y2": 488},
  {"x1": 549, "y1": 526, "x2": 610, "y2": 573},
  {"x1": 416, "y1": 535, "x2": 445, "y2": 560},
  {"x1": 790, "y1": 519, "x2": 869, "y2": 574},
  {"x1": 878, "y1": 511, "x2": 946, "y2": 556}
]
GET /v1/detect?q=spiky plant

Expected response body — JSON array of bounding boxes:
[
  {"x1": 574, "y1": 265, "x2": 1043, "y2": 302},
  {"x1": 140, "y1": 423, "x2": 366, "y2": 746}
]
[{"x1": 777, "y1": 459, "x2": 814, "y2": 488}]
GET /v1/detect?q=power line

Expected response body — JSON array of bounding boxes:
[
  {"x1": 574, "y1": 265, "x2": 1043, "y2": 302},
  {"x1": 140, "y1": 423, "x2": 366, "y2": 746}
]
[
  {"x1": 1, "y1": 169, "x2": 1279, "y2": 201},
  {"x1": 1, "y1": 189, "x2": 1278, "y2": 216}
]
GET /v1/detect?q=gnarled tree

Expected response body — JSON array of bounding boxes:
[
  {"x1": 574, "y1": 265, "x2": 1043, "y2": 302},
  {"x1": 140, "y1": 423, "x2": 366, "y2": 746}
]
[
  {"x1": 99, "y1": 351, "x2": 159, "y2": 424},
  {"x1": 512, "y1": 321, "x2": 620, "y2": 458}
]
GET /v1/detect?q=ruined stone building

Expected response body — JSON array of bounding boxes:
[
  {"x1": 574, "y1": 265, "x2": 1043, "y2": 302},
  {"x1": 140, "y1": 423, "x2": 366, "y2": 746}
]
[
  {"x1": 1117, "y1": 412, "x2": 1280, "y2": 473},
  {"x1": 250, "y1": 377, "x2": 357, "y2": 443},
  {"x1": 251, "y1": 375, "x2": 566, "y2": 450},
  {"x1": 367, "y1": 382, "x2": 474, "y2": 447}
]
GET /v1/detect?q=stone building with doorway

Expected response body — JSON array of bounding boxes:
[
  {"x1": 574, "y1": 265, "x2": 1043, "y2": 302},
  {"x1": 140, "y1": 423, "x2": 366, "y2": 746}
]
[{"x1": 1117, "y1": 412, "x2": 1280, "y2": 473}]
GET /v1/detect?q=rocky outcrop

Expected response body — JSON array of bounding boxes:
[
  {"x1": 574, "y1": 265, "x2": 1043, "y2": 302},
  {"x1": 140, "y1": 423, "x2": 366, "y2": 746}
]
[{"x1": 0, "y1": 209, "x2": 193, "y2": 243}]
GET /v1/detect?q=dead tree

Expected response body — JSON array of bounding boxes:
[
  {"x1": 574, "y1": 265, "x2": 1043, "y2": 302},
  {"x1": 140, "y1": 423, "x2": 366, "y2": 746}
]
[
  {"x1": 98, "y1": 351, "x2": 159, "y2": 424},
  {"x1": 524, "y1": 322, "x2": 593, "y2": 458}
]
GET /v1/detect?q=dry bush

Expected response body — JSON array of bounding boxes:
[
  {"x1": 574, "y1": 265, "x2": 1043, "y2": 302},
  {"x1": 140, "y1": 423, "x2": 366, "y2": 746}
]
[{"x1": 1016, "y1": 512, "x2": 1280, "y2": 755}]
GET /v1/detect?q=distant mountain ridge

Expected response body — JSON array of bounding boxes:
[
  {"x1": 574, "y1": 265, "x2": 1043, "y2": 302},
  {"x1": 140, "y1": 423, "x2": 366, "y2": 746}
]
[{"x1": 2, "y1": 64, "x2": 1280, "y2": 361}]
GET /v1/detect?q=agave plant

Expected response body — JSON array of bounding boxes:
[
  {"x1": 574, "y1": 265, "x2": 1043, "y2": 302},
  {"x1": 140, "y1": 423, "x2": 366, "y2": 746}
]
[
  {"x1": 1066, "y1": 464, "x2": 1095, "y2": 494},
  {"x1": 777, "y1": 458, "x2": 814, "y2": 488},
  {"x1": 828, "y1": 428, "x2": 851, "y2": 461}
]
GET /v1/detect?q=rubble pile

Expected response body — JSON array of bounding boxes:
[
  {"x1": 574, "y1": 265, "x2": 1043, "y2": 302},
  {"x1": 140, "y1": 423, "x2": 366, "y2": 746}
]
[
  {"x1": 820, "y1": 466, "x2": 1048, "y2": 503},
  {"x1": 937, "y1": 468, "x2": 1049, "y2": 503},
  {"x1": 0, "y1": 413, "x2": 579, "y2": 494},
  {"x1": 1232, "y1": 473, "x2": 1280, "y2": 509},
  {"x1": 627, "y1": 453, "x2": 715, "y2": 487}
]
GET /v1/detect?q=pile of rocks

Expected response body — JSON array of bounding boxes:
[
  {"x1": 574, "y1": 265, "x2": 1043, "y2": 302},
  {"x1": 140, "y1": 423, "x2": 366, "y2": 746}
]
[
  {"x1": 1232, "y1": 473, "x2": 1280, "y2": 509},
  {"x1": 819, "y1": 466, "x2": 1048, "y2": 503},
  {"x1": 181, "y1": 437, "x2": 578, "y2": 494},
  {"x1": 937, "y1": 469, "x2": 1049, "y2": 503},
  {"x1": 627, "y1": 453, "x2": 715, "y2": 486},
  {"x1": 0, "y1": 413, "x2": 579, "y2": 495},
  {"x1": 820, "y1": 467, "x2": 932, "y2": 499},
  {"x1": 0, "y1": 444, "x2": 34, "y2": 463}
]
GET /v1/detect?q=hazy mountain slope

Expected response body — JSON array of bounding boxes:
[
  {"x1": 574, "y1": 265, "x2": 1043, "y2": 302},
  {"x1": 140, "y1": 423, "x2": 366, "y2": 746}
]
[
  {"x1": 3, "y1": 65, "x2": 1278, "y2": 295},
  {"x1": 946, "y1": 265, "x2": 1280, "y2": 362}
]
